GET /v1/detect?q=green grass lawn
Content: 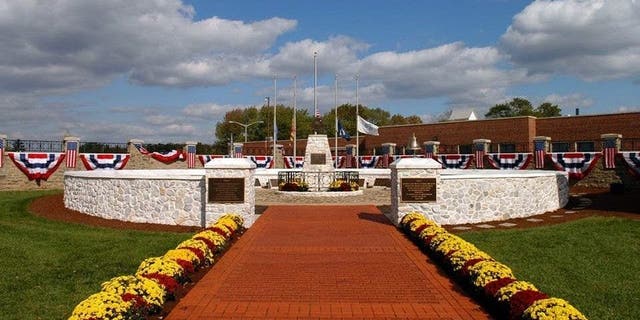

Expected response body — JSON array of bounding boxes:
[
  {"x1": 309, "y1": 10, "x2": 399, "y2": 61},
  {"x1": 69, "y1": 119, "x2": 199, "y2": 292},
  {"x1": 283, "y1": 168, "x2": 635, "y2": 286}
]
[
  {"x1": 459, "y1": 217, "x2": 640, "y2": 320},
  {"x1": 0, "y1": 191, "x2": 192, "y2": 320}
]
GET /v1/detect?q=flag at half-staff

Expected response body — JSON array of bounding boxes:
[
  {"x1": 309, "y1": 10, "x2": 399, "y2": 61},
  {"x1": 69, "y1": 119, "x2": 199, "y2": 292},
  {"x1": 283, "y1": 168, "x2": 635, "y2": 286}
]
[
  {"x1": 356, "y1": 115, "x2": 379, "y2": 136},
  {"x1": 338, "y1": 120, "x2": 351, "y2": 141}
]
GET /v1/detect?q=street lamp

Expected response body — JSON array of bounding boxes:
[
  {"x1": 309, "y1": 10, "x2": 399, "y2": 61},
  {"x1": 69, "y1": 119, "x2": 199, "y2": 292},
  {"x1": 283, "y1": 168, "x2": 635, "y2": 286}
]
[{"x1": 228, "y1": 120, "x2": 264, "y2": 143}]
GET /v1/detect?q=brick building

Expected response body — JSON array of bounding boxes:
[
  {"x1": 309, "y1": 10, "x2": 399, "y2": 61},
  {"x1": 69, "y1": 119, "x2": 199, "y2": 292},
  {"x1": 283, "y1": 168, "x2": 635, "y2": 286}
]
[{"x1": 242, "y1": 112, "x2": 640, "y2": 156}]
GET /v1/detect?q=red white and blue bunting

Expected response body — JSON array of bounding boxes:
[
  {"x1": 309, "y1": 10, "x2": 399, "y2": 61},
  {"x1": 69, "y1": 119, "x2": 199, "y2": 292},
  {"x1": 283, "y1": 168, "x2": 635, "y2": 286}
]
[
  {"x1": 150, "y1": 150, "x2": 184, "y2": 164},
  {"x1": 549, "y1": 152, "x2": 601, "y2": 180},
  {"x1": 8, "y1": 152, "x2": 65, "y2": 181},
  {"x1": 358, "y1": 155, "x2": 380, "y2": 168},
  {"x1": 80, "y1": 154, "x2": 130, "y2": 170},
  {"x1": 0, "y1": 139, "x2": 4, "y2": 168},
  {"x1": 198, "y1": 155, "x2": 227, "y2": 166},
  {"x1": 487, "y1": 153, "x2": 532, "y2": 170},
  {"x1": 284, "y1": 156, "x2": 305, "y2": 169},
  {"x1": 332, "y1": 156, "x2": 345, "y2": 169},
  {"x1": 437, "y1": 154, "x2": 473, "y2": 169},
  {"x1": 621, "y1": 152, "x2": 640, "y2": 179},
  {"x1": 248, "y1": 156, "x2": 274, "y2": 169}
]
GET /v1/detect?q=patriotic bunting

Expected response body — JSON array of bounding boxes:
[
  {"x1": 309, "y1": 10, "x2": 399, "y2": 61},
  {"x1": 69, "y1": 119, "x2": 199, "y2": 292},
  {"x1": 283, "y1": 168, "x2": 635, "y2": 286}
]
[
  {"x1": 186, "y1": 145, "x2": 196, "y2": 168},
  {"x1": 80, "y1": 154, "x2": 130, "y2": 170},
  {"x1": 150, "y1": 150, "x2": 183, "y2": 164},
  {"x1": 437, "y1": 154, "x2": 474, "y2": 169},
  {"x1": 602, "y1": 139, "x2": 618, "y2": 169},
  {"x1": 358, "y1": 155, "x2": 380, "y2": 168},
  {"x1": 248, "y1": 156, "x2": 274, "y2": 169},
  {"x1": 65, "y1": 141, "x2": 78, "y2": 168},
  {"x1": 8, "y1": 152, "x2": 65, "y2": 181},
  {"x1": 198, "y1": 155, "x2": 227, "y2": 166},
  {"x1": 549, "y1": 152, "x2": 601, "y2": 180},
  {"x1": 621, "y1": 152, "x2": 640, "y2": 179},
  {"x1": 284, "y1": 156, "x2": 305, "y2": 169},
  {"x1": 487, "y1": 153, "x2": 532, "y2": 170},
  {"x1": 133, "y1": 143, "x2": 149, "y2": 154},
  {"x1": 332, "y1": 156, "x2": 345, "y2": 169},
  {"x1": 534, "y1": 140, "x2": 546, "y2": 169}
]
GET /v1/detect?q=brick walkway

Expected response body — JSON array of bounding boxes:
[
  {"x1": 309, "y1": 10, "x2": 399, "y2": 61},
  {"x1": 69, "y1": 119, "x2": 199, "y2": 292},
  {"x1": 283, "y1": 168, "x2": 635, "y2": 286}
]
[{"x1": 166, "y1": 205, "x2": 491, "y2": 319}]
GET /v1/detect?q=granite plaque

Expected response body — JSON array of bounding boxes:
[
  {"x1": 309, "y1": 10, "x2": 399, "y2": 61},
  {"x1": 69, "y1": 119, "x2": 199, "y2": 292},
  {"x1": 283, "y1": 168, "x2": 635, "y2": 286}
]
[
  {"x1": 401, "y1": 178, "x2": 436, "y2": 202},
  {"x1": 208, "y1": 178, "x2": 244, "y2": 203},
  {"x1": 310, "y1": 153, "x2": 326, "y2": 165}
]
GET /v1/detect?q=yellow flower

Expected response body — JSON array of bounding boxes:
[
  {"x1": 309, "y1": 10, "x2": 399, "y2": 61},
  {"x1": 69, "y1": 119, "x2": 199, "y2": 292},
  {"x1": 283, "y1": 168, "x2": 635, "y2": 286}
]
[
  {"x1": 496, "y1": 280, "x2": 538, "y2": 302},
  {"x1": 178, "y1": 239, "x2": 215, "y2": 264},
  {"x1": 447, "y1": 248, "x2": 493, "y2": 272},
  {"x1": 523, "y1": 298, "x2": 588, "y2": 320},
  {"x1": 100, "y1": 275, "x2": 165, "y2": 307},
  {"x1": 69, "y1": 291, "x2": 132, "y2": 320},
  {"x1": 164, "y1": 248, "x2": 201, "y2": 266},
  {"x1": 401, "y1": 212, "x2": 426, "y2": 226},
  {"x1": 136, "y1": 256, "x2": 184, "y2": 279},
  {"x1": 467, "y1": 260, "x2": 514, "y2": 288}
]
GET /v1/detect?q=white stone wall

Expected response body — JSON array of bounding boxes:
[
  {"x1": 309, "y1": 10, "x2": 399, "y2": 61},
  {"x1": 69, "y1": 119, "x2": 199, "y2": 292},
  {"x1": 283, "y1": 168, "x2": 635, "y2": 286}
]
[
  {"x1": 390, "y1": 167, "x2": 569, "y2": 226},
  {"x1": 64, "y1": 170, "x2": 205, "y2": 227}
]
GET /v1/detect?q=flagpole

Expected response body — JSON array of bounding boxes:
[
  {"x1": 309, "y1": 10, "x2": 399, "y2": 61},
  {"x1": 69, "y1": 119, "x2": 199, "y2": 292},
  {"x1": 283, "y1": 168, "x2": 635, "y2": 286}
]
[
  {"x1": 355, "y1": 74, "x2": 359, "y2": 168},
  {"x1": 273, "y1": 75, "x2": 277, "y2": 161},
  {"x1": 292, "y1": 75, "x2": 297, "y2": 160},
  {"x1": 313, "y1": 51, "x2": 318, "y2": 119},
  {"x1": 334, "y1": 74, "x2": 338, "y2": 167}
]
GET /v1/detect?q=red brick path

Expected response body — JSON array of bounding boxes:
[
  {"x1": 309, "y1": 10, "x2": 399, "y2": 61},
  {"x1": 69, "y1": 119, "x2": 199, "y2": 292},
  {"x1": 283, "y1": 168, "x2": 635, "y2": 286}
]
[{"x1": 166, "y1": 205, "x2": 491, "y2": 319}]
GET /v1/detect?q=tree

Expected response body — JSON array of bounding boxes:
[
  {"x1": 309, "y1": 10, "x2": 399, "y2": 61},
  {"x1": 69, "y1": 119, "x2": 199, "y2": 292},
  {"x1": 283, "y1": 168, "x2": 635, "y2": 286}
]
[
  {"x1": 535, "y1": 102, "x2": 561, "y2": 117},
  {"x1": 485, "y1": 98, "x2": 560, "y2": 118}
]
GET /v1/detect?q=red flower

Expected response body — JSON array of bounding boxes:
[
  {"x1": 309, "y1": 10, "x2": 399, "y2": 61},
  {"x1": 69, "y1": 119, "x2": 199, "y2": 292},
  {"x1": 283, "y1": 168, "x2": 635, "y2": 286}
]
[
  {"x1": 193, "y1": 237, "x2": 217, "y2": 252},
  {"x1": 414, "y1": 224, "x2": 427, "y2": 235},
  {"x1": 509, "y1": 290, "x2": 549, "y2": 320},
  {"x1": 141, "y1": 273, "x2": 179, "y2": 294},
  {"x1": 483, "y1": 277, "x2": 516, "y2": 298},
  {"x1": 121, "y1": 293, "x2": 146, "y2": 308},
  {"x1": 183, "y1": 247, "x2": 205, "y2": 264},
  {"x1": 175, "y1": 259, "x2": 195, "y2": 273},
  {"x1": 460, "y1": 258, "x2": 486, "y2": 276},
  {"x1": 207, "y1": 227, "x2": 229, "y2": 239}
]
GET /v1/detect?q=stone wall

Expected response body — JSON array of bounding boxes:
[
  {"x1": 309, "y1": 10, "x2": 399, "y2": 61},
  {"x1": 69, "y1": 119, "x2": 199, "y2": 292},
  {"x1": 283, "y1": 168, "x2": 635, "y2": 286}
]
[{"x1": 64, "y1": 170, "x2": 206, "y2": 227}]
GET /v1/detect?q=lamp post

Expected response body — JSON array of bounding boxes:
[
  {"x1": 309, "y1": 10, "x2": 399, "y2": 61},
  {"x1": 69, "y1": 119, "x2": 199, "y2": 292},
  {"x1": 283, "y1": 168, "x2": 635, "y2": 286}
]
[{"x1": 228, "y1": 120, "x2": 264, "y2": 143}]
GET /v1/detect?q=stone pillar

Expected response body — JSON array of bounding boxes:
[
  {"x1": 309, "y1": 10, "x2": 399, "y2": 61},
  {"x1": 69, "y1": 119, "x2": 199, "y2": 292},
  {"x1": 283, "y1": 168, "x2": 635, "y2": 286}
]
[
  {"x1": 185, "y1": 141, "x2": 197, "y2": 168},
  {"x1": 601, "y1": 133, "x2": 622, "y2": 170},
  {"x1": 473, "y1": 139, "x2": 491, "y2": 169},
  {"x1": 63, "y1": 136, "x2": 80, "y2": 169},
  {"x1": 388, "y1": 158, "x2": 442, "y2": 226},
  {"x1": 381, "y1": 143, "x2": 396, "y2": 168},
  {"x1": 533, "y1": 136, "x2": 551, "y2": 169},
  {"x1": 0, "y1": 134, "x2": 6, "y2": 169},
  {"x1": 423, "y1": 141, "x2": 440, "y2": 159},
  {"x1": 345, "y1": 144, "x2": 356, "y2": 168},
  {"x1": 274, "y1": 144, "x2": 284, "y2": 168},
  {"x1": 204, "y1": 158, "x2": 257, "y2": 227}
]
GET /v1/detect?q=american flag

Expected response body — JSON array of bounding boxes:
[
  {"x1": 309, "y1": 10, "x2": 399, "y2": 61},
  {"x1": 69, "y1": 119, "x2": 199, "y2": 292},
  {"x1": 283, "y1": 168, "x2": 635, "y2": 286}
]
[
  {"x1": 0, "y1": 139, "x2": 4, "y2": 168},
  {"x1": 602, "y1": 139, "x2": 617, "y2": 169},
  {"x1": 65, "y1": 141, "x2": 78, "y2": 168},
  {"x1": 534, "y1": 140, "x2": 546, "y2": 169},
  {"x1": 234, "y1": 144, "x2": 243, "y2": 158},
  {"x1": 474, "y1": 143, "x2": 485, "y2": 169},
  {"x1": 186, "y1": 145, "x2": 197, "y2": 168},
  {"x1": 424, "y1": 144, "x2": 434, "y2": 159}
]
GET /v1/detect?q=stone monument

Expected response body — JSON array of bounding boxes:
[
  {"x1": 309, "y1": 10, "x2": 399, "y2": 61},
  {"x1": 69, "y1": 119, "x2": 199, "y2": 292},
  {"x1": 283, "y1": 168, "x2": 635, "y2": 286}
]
[{"x1": 303, "y1": 134, "x2": 334, "y2": 191}]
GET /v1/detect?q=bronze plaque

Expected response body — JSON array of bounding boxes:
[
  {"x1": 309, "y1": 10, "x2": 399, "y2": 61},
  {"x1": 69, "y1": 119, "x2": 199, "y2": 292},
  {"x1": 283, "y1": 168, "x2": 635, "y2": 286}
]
[
  {"x1": 208, "y1": 178, "x2": 245, "y2": 203},
  {"x1": 310, "y1": 153, "x2": 326, "y2": 165},
  {"x1": 401, "y1": 178, "x2": 436, "y2": 202}
]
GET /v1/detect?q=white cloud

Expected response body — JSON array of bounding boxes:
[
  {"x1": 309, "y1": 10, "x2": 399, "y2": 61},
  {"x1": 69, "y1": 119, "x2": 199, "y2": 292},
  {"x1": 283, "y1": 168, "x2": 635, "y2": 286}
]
[
  {"x1": 542, "y1": 93, "x2": 594, "y2": 110},
  {"x1": 182, "y1": 103, "x2": 241, "y2": 119},
  {"x1": 0, "y1": 0, "x2": 296, "y2": 93},
  {"x1": 501, "y1": 0, "x2": 640, "y2": 80}
]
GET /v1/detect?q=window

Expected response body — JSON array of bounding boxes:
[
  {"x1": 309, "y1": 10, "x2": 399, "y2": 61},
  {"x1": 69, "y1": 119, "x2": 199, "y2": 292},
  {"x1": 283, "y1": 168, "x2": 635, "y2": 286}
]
[
  {"x1": 458, "y1": 144, "x2": 472, "y2": 154},
  {"x1": 551, "y1": 142, "x2": 570, "y2": 152},
  {"x1": 576, "y1": 141, "x2": 595, "y2": 152},
  {"x1": 499, "y1": 143, "x2": 516, "y2": 153}
]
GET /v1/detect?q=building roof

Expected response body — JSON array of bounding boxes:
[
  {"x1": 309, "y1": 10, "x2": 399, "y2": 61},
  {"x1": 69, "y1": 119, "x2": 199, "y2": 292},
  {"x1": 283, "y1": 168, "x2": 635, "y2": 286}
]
[{"x1": 448, "y1": 108, "x2": 477, "y2": 121}]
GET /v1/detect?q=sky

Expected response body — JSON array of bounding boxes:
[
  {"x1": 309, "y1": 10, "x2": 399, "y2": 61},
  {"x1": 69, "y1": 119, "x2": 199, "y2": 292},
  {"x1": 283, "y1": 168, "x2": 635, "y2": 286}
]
[{"x1": 1, "y1": 0, "x2": 639, "y2": 144}]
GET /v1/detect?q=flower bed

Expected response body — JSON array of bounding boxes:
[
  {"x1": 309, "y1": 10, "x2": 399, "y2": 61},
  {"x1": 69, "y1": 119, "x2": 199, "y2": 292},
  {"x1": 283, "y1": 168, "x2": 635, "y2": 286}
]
[
  {"x1": 400, "y1": 212, "x2": 588, "y2": 320},
  {"x1": 69, "y1": 214, "x2": 244, "y2": 320},
  {"x1": 328, "y1": 179, "x2": 359, "y2": 191}
]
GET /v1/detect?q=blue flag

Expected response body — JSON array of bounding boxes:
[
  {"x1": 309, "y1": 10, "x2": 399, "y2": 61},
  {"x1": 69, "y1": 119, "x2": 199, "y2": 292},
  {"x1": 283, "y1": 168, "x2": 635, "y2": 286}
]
[{"x1": 338, "y1": 120, "x2": 351, "y2": 141}]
